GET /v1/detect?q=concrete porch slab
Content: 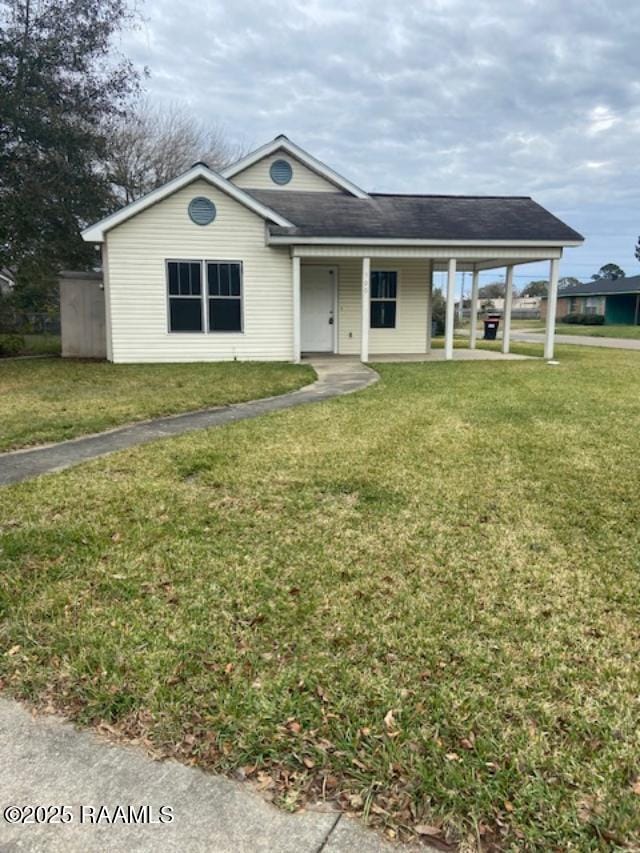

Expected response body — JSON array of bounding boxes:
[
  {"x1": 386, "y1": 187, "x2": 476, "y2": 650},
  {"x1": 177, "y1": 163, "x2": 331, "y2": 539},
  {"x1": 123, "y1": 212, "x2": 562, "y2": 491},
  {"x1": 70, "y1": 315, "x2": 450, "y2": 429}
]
[{"x1": 370, "y1": 350, "x2": 535, "y2": 362}]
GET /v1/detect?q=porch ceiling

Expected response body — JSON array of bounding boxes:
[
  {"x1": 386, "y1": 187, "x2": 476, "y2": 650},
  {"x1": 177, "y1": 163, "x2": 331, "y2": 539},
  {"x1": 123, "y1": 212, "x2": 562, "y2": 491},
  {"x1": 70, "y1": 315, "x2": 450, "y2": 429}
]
[{"x1": 294, "y1": 245, "x2": 561, "y2": 272}]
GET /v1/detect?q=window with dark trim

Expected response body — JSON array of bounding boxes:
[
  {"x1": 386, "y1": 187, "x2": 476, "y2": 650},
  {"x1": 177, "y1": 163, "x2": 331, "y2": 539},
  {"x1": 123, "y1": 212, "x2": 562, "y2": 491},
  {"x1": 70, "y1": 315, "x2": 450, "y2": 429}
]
[
  {"x1": 167, "y1": 261, "x2": 202, "y2": 332},
  {"x1": 207, "y1": 262, "x2": 242, "y2": 332},
  {"x1": 370, "y1": 271, "x2": 397, "y2": 329},
  {"x1": 167, "y1": 260, "x2": 243, "y2": 333}
]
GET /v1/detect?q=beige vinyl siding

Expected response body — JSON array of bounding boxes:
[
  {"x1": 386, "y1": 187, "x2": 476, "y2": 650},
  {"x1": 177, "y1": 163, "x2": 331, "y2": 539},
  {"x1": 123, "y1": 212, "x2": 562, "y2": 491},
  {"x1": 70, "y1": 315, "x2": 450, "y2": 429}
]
[
  {"x1": 231, "y1": 152, "x2": 343, "y2": 193},
  {"x1": 335, "y1": 259, "x2": 429, "y2": 355},
  {"x1": 106, "y1": 178, "x2": 292, "y2": 362}
]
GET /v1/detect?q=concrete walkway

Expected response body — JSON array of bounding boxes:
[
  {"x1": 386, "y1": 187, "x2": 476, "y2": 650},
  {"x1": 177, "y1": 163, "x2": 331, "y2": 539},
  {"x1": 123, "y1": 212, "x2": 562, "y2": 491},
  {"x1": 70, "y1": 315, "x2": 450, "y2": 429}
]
[
  {"x1": 0, "y1": 698, "x2": 427, "y2": 853},
  {"x1": 0, "y1": 357, "x2": 377, "y2": 486}
]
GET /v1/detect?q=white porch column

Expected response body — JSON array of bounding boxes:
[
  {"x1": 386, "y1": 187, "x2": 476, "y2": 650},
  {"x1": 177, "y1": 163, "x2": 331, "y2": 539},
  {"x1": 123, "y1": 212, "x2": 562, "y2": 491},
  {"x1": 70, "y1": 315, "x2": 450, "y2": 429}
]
[
  {"x1": 544, "y1": 257, "x2": 560, "y2": 360},
  {"x1": 425, "y1": 261, "x2": 434, "y2": 353},
  {"x1": 292, "y1": 255, "x2": 301, "y2": 363},
  {"x1": 501, "y1": 265, "x2": 514, "y2": 354},
  {"x1": 361, "y1": 257, "x2": 370, "y2": 362},
  {"x1": 469, "y1": 268, "x2": 480, "y2": 350},
  {"x1": 445, "y1": 258, "x2": 456, "y2": 361}
]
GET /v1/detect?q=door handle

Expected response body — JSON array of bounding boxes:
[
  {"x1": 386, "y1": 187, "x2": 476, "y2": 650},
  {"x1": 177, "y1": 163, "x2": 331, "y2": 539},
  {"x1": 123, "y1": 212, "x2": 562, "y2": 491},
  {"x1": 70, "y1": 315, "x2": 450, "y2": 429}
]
[{"x1": 328, "y1": 317, "x2": 334, "y2": 325}]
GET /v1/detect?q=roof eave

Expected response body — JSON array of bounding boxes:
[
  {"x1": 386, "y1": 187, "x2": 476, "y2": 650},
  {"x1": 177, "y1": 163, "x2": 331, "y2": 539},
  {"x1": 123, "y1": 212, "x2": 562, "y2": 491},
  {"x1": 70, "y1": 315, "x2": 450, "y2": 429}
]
[
  {"x1": 550, "y1": 288, "x2": 640, "y2": 298},
  {"x1": 82, "y1": 165, "x2": 295, "y2": 243},
  {"x1": 221, "y1": 137, "x2": 370, "y2": 200},
  {"x1": 267, "y1": 235, "x2": 585, "y2": 248}
]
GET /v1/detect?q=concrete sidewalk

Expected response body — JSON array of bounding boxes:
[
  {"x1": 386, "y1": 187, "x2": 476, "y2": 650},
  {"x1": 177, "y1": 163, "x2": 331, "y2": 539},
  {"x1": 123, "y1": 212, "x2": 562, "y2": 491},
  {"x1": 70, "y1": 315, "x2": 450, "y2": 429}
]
[
  {"x1": 510, "y1": 330, "x2": 640, "y2": 349},
  {"x1": 0, "y1": 358, "x2": 377, "y2": 486},
  {"x1": 0, "y1": 698, "x2": 426, "y2": 852},
  {"x1": 459, "y1": 327, "x2": 640, "y2": 350}
]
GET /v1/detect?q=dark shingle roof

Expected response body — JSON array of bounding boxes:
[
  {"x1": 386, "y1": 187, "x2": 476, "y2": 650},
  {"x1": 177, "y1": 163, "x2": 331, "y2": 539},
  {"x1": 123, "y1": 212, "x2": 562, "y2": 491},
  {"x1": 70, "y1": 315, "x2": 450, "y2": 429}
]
[
  {"x1": 557, "y1": 275, "x2": 640, "y2": 297},
  {"x1": 245, "y1": 189, "x2": 584, "y2": 243}
]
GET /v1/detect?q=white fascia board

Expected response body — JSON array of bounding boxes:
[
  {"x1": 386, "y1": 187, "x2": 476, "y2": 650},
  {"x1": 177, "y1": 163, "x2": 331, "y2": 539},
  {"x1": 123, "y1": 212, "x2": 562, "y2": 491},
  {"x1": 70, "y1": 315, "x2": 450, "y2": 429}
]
[
  {"x1": 82, "y1": 165, "x2": 295, "y2": 242},
  {"x1": 221, "y1": 137, "x2": 370, "y2": 199},
  {"x1": 471, "y1": 258, "x2": 554, "y2": 272},
  {"x1": 270, "y1": 235, "x2": 583, "y2": 248},
  {"x1": 550, "y1": 289, "x2": 640, "y2": 297}
]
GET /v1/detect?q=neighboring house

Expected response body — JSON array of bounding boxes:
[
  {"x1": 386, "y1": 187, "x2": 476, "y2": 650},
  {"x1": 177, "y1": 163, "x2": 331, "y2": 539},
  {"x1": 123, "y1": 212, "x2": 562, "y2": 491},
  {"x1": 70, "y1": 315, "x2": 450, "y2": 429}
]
[
  {"x1": 81, "y1": 135, "x2": 583, "y2": 363},
  {"x1": 474, "y1": 296, "x2": 541, "y2": 315},
  {"x1": 541, "y1": 275, "x2": 640, "y2": 324},
  {"x1": 492, "y1": 296, "x2": 541, "y2": 313}
]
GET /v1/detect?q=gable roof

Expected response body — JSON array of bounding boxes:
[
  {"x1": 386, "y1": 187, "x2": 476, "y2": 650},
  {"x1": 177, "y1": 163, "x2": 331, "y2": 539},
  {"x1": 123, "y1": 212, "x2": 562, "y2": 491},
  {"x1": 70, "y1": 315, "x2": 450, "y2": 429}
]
[
  {"x1": 556, "y1": 275, "x2": 640, "y2": 297},
  {"x1": 82, "y1": 164, "x2": 295, "y2": 242},
  {"x1": 245, "y1": 190, "x2": 584, "y2": 245},
  {"x1": 221, "y1": 135, "x2": 369, "y2": 199}
]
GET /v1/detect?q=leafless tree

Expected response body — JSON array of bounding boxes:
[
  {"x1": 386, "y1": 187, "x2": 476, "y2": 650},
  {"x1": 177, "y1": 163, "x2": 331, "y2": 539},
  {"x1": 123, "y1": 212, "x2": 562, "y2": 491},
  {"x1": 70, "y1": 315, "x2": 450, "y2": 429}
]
[{"x1": 105, "y1": 101, "x2": 248, "y2": 204}]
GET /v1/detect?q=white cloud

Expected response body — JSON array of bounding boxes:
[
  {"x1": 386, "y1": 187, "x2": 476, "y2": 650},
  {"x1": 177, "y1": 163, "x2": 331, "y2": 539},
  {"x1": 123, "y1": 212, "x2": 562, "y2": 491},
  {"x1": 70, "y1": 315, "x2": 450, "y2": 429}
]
[
  {"x1": 587, "y1": 106, "x2": 620, "y2": 135},
  {"x1": 122, "y1": 0, "x2": 640, "y2": 279}
]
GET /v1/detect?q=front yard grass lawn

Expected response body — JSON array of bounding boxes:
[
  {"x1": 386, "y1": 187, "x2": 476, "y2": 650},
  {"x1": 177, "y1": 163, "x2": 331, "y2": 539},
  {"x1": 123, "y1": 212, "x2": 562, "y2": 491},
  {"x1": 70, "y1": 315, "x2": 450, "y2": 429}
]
[
  {"x1": 0, "y1": 359, "x2": 314, "y2": 451},
  {"x1": 2, "y1": 345, "x2": 640, "y2": 849}
]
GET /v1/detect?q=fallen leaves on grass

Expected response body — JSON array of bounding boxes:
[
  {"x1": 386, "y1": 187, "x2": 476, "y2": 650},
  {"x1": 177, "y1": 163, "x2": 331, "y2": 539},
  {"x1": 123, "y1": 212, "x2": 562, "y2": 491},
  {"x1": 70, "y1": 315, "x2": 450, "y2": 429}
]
[{"x1": 415, "y1": 823, "x2": 442, "y2": 837}]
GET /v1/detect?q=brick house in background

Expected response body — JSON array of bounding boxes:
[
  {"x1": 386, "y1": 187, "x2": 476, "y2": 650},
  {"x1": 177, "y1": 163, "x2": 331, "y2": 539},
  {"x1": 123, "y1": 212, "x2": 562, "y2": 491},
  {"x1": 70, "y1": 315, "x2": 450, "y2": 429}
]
[{"x1": 541, "y1": 275, "x2": 640, "y2": 324}]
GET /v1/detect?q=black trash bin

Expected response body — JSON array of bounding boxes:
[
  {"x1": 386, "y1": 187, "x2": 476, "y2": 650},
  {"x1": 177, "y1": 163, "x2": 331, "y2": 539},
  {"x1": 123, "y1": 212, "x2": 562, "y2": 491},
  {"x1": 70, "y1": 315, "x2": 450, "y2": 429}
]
[{"x1": 483, "y1": 317, "x2": 500, "y2": 340}]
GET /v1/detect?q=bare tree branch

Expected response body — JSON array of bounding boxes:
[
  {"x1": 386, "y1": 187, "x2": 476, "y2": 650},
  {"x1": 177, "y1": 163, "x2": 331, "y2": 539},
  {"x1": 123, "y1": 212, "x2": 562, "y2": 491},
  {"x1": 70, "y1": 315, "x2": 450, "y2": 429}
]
[{"x1": 105, "y1": 100, "x2": 248, "y2": 204}]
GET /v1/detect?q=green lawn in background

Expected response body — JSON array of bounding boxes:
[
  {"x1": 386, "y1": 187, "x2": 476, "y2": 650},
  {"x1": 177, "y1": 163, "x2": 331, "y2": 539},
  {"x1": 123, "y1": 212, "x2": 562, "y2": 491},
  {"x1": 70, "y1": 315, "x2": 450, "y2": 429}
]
[
  {"x1": 552, "y1": 323, "x2": 640, "y2": 339},
  {"x1": 1, "y1": 345, "x2": 639, "y2": 848},
  {"x1": 459, "y1": 320, "x2": 640, "y2": 339},
  {"x1": 21, "y1": 334, "x2": 62, "y2": 355}
]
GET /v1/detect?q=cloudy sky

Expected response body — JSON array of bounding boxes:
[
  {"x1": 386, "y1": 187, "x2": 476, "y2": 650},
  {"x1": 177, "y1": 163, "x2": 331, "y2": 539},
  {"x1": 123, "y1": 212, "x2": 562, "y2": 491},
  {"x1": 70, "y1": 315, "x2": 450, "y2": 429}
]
[{"x1": 122, "y1": 0, "x2": 640, "y2": 287}]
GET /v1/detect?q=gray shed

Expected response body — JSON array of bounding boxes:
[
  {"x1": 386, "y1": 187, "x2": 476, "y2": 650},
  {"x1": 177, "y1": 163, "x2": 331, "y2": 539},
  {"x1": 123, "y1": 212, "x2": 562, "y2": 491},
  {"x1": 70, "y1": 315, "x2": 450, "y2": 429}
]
[{"x1": 59, "y1": 270, "x2": 106, "y2": 358}]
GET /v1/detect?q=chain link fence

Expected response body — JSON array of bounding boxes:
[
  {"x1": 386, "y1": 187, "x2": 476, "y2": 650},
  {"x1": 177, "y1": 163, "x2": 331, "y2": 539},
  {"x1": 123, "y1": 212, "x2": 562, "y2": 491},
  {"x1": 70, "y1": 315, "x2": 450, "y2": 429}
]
[{"x1": 0, "y1": 308, "x2": 60, "y2": 335}]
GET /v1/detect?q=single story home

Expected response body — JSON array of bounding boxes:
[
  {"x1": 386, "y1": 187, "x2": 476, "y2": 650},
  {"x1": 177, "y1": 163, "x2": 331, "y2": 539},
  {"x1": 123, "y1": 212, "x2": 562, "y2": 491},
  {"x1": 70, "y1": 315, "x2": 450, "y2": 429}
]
[
  {"x1": 541, "y1": 275, "x2": 640, "y2": 324},
  {"x1": 81, "y1": 135, "x2": 583, "y2": 363}
]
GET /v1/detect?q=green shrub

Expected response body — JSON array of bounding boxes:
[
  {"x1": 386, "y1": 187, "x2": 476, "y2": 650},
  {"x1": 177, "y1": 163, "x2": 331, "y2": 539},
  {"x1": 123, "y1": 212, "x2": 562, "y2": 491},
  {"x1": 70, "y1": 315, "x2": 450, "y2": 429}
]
[
  {"x1": 431, "y1": 288, "x2": 446, "y2": 334},
  {"x1": 561, "y1": 313, "x2": 605, "y2": 326},
  {"x1": 0, "y1": 334, "x2": 25, "y2": 357}
]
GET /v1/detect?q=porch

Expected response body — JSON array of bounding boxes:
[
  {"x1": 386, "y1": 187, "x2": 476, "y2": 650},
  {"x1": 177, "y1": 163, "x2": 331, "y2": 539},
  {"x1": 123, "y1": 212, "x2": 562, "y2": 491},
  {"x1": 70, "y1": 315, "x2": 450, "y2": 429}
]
[
  {"x1": 368, "y1": 349, "x2": 533, "y2": 362},
  {"x1": 291, "y1": 248, "x2": 563, "y2": 363},
  {"x1": 303, "y1": 349, "x2": 534, "y2": 364}
]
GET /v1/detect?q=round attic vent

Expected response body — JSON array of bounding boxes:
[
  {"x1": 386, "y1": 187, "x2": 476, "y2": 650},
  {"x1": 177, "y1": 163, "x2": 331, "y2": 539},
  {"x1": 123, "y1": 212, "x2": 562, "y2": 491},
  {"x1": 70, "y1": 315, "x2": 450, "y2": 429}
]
[
  {"x1": 188, "y1": 196, "x2": 216, "y2": 226},
  {"x1": 270, "y1": 159, "x2": 293, "y2": 185}
]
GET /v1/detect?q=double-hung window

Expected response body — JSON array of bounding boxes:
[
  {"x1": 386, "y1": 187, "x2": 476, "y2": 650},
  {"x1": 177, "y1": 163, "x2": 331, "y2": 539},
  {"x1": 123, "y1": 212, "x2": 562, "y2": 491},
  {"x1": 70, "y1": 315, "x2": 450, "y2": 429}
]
[
  {"x1": 207, "y1": 262, "x2": 242, "y2": 331},
  {"x1": 585, "y1": 297, "x2": 598, "y2": 315},
  {"x1": 370, "y1": 271, "x2": 397, "y2": 329},
  {"x1": 167, "y1": 260, "x2": 243, "y2": 333},
  {"x1": 167, "y1": 261, "x2": 203, "y2": 332}
]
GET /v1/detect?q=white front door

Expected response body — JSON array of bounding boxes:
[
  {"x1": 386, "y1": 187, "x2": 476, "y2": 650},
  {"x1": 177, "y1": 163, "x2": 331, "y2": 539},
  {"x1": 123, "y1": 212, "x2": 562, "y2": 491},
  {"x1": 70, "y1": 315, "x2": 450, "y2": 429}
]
[{"x1": 301, "y1": 266, "x2": 335, "y2": 352}]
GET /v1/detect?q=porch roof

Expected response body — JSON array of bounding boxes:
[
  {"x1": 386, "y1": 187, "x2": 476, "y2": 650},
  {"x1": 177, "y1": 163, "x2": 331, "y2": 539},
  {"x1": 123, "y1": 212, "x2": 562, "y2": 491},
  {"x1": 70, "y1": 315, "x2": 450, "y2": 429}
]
[{"x1": 246, "y1": 189, "x2": 584, "y2": 245}]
